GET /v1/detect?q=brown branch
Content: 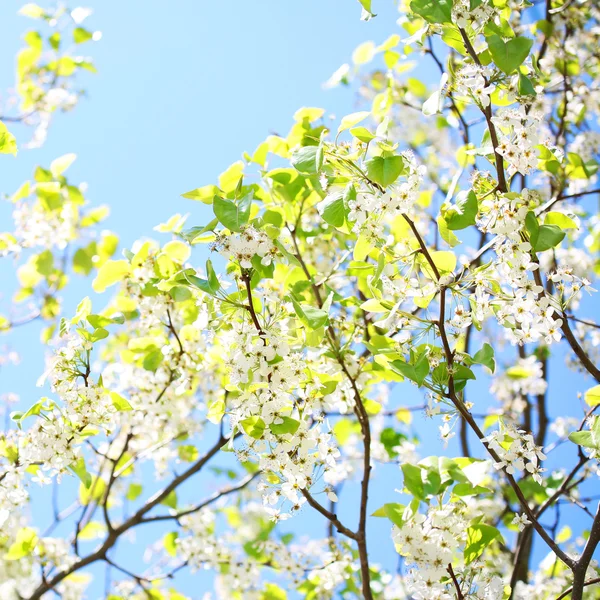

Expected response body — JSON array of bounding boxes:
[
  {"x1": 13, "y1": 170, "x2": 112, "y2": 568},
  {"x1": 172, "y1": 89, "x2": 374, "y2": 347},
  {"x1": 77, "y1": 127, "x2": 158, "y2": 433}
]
[
  {"x1": 447, "y1": 563, "x2": 465, "y2": 599},
  {"x1": 300, "y1": 489, "x2": 358, "y2": 540},
  {"x1": 567, "y1": 315, "x2": 600, "y2": 330},
  {"x1": 26, "y1": 434, "x2": 228, "y2": 600},
  {"x1": 556, "y1": 577, "x2": 600, "y2": 600},
  {"x1": 286, "y1": 220, "x2": 373, "y2": 599},
  {"x1": 458, "y1": 28, "x2": 507, "y2": 192},
  {"x1": 571, "y1": 503, "x2": 600, "y2": 600},
  {"x1": 141, "y1": 472, "x2": 258, "y2": 523},
  {"x1": 241, "y1": 271, "x2": 266, "y2": 337},
  {"x1": 560, "y1": 315, "x2": 600, "y2": 382}
]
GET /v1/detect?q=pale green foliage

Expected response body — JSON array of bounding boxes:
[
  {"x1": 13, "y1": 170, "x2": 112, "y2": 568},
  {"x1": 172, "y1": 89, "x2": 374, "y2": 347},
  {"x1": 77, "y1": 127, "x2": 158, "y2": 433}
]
[{"x1": 1, "y1": 1, "x2": 600, "y2": 600}]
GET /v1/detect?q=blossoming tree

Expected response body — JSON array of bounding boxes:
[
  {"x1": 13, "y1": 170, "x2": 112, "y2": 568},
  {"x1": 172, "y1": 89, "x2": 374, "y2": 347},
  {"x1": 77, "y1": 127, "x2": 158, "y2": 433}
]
[{"x1": 1, "y1": 1, "x2": 600, "y2": 598}]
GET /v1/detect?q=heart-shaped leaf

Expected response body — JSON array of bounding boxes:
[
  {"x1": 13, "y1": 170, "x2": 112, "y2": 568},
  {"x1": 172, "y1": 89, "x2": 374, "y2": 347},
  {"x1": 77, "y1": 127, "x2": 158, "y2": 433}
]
[{"x1": 487, "y1": 35, "x2": 533, "y2": 74}]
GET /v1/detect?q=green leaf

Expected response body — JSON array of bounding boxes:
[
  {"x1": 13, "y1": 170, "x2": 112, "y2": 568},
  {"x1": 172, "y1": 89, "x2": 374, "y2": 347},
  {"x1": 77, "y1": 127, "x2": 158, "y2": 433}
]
[
  {"x1": 365, "y1": 155, "x2": 405, "y2": 187},
  {"x1": 534, "y1": 224, "x2": 565, "y2": 252},
  {"x1": 527, "y1": 211, "x2": 564, "y2": 253},
  {"x1": 391, "y1": 353, "x2": 430, "y2": 386},
  {"x1": 163, "y1": 532, "x2": 179, "y2": 557},
  {"x1": 487, "y1": 35, "x2": 533, "y2": 74},
  {"x1": 87, "y1": 314, "x2": 124, "y2": 328},
  {"x1": 72, "y1": 297, "x2": 92, "y2": 324},
  {"x1": 320, "y1": 194, "x2": 348, "y2": 227},
  {"x1": 5, "y1": 528, "x2": 38, "y2": 560},
  {"x1": 79, "y1": 476, "x2": 106, "y2": 506},
  {"x1": 179, "y1": 271, "x2": 220, "y2": 297},
  {"x1": 422, "y1": 466, "x2": 442, "y2": 496},
  {"x1": 568, "y1": 430, "x2": 600, "y2": 451},
  {"x1": 291, "y1": 296, "x2": 330, "y2": 329},
  {"x1": 143, "y1": 349, "x2": 163, "y2": 372},
  {"x1": 473, "y1": 343, "x2": 496, "y2": 373},
  {"x1": 240, "y1": 416, "x2": 266, "y2": 439},
  {"x1": 584, "y1": 385, "x2": 600, "y2": 407},
  {"x1": 372, "y1": 502, "x2": 407, "y2": 527},
  {"x1": 419, "y1": 251, "x2": 456, "y2": 278},
  {"x1": 410, "y1": 0, "x2": 453, "y2": 24},
  {"x1": 442, "y1": 190, "x2": 478, "y2": 230},
  {"x1": 269, "y1": 417, "x2": 301, "y2": 436},
  {"x1": 353, "y1": 234, "x2": 374, "y2": 261},
  {"x1": 401, "y1": 463, "x2": 425, "y2": 500},
  {"x1": 126, "y1": 483, "x2": 143, "y2": 501},
  {"x1": 110, "y1": 391, "x2": 133, "y2": 412},
  {"x1": 357, "y1": 0, "x2": 375, "y2": 17},
  {"x1": 544, "y1": 211, "x2": 577, "y2": 230},
  {"x1": 207, "y1": 398, "x2": 226, "y2": 424},
  {"x1": 350, "y1": 126, "x2": 376, "y2": 143},
  {"x1": 50, "y1": 153, "x2": 76, "y2": 177},
  {"x1": 79, "y1": 521, "x2": 106, "y2": 540},
  {"x1": 437, "y1": 215, "x2": 461, "y2": 247},
  {"x1": 213, "y1": 193, "x2": 252, "y2": 232},
  {"x1": 206, "y1": 259, "x2": 220, "y2": 291},
  {"x1": 74, "y1": 27, "x2": 93, "y2": 43},
  {"x1": 70, "y1": 456, "x2": 92, "y2": 489},
  {"x1": 274, "y1": 240, "x2": 301, "y2": 266},
  {"x1": 380, "y1": 428, "x2": 407, "y2": 458},
  {"x1": 453, "y1": 364, "x2": 476, "y2": 383},
  {"x1": 569, "y1": 415, "x2": 600, "y2": 451},
  {"x1": 442, "y1": 25, "x2": 467, "y2": 55},
  {"x1": 11, "y1": 399, "x2": 48, "y2": 427},
  {"x1": 518, "y1": 73, "x2": 536, "y2": 96},
  {"x1": 163, "y1": 240, "x2": 191, "y2": 264},
  {"x1": 0, "y1": 121, "x2": 17, "y2": 156},
  {"x1": 525, "y1": 210, "x2": 539, "y2": 245},
  {"x1": 338, "y1": 111, "x2": 370, "y2": 134},
  {"x1": 291, "y1": 146, "x2": 318, "y2": 175},
  {"x1": 182, "y1": 218, "x2": 219, "y2": 243},
  {"x1": 261, "y1": 583, "x2": 287, "y2": 600},
  {"x1": 181, "y1": 184, "x2": 220, "y2": 204},
  {"x1": 464, "y1": 524, "x2": 501, "y2": 564},
  {"x1": 453, "y1": 483, "x2": 491, "y2": 496},
  {"x1": 160, "y1": 490, "x2": 177, "y2": 509},
  {"x1": 92, "y1": 260, "x2": 130, "y2": 293},
  {"x1": 178, "y1": 445, "x2": 199, "y2": 462},
  {"x1": 19, "y1": 3, "x2": 46, "y2": 18}
]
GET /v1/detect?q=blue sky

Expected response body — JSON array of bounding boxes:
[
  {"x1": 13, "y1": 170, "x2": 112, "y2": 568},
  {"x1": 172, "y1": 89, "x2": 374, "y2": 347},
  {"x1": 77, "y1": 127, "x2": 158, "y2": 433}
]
[
  {"x1": 1, "y1": 0, "x2": 399, "y2": 250},
  {"x1": 0, "y1": 1, "x2": 598, "y2": 597}
]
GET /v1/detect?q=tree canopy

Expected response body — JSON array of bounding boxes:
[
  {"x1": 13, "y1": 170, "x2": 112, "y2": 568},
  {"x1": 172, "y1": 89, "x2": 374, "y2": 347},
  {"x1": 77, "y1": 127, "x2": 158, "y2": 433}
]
[{"x1": 1, "y1": 1, "x2": 600, "y2": 599}]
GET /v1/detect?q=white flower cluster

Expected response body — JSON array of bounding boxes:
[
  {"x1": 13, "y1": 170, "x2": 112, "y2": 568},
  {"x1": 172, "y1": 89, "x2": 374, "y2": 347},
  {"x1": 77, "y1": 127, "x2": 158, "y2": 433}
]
[
  {"x1": 13, "y1": 201, "x2": 77, "y2": 250},
  {"x1": 304, "y1": 548, "x2": 352, "y2": 597},
  {"x1": 214, "y1": 225, "x2": 278, "y2": 268},
  {"x1": 393, "y1": 507, "x2": 465, "y2": 585},
  {"x1": 490, "y1": 356, "x2": 548, "y2": 415},
  {"x1": 102, "y1": 274, "x2": 211, "y2": 477},
  {"x1": 448, "y1": 304, "x2": 472, "y2": 330},
  {"x1": 483, "y1": 422, "x2": 546, "y2": 483},
  {"x1": 513, "y1": 552, "x2": 599, "y2": 599},
  {"x1": 176, "y1": 505, "x2": 352, "y2": 597},
  {"x1": 570, "y1": 131, "x2": 600, "y2": 163},
  {"x1": 392, "y1": 504, "x2": 504, "y2": 600},
  {"x1": 222, "y1": 321, "x2": 341, "y2": 518},
  {"x1": 14, "y1": 331, "x2": 121, "y2": 484},
  {"x1": 478, "y1": 193, "x2": 564, "y2": 346},
  {"x1": 492, "y1": 105, "x2": 544, "y2": 176},
  {"x1": 347, "y1": 152, "x2": 425, "y2": 239},
  {"x1": 454, "y1": 64, "x2": 495, "y2": 108},
  {"x1": 25, "y1": 88, "x2": 79, "y2": 150},
  {"x1": 451, "y1": 0, "x2": 497, "y2": 30},
  {"x1": 548, "y1": 265, "x2": 594, "y2": 308}
]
